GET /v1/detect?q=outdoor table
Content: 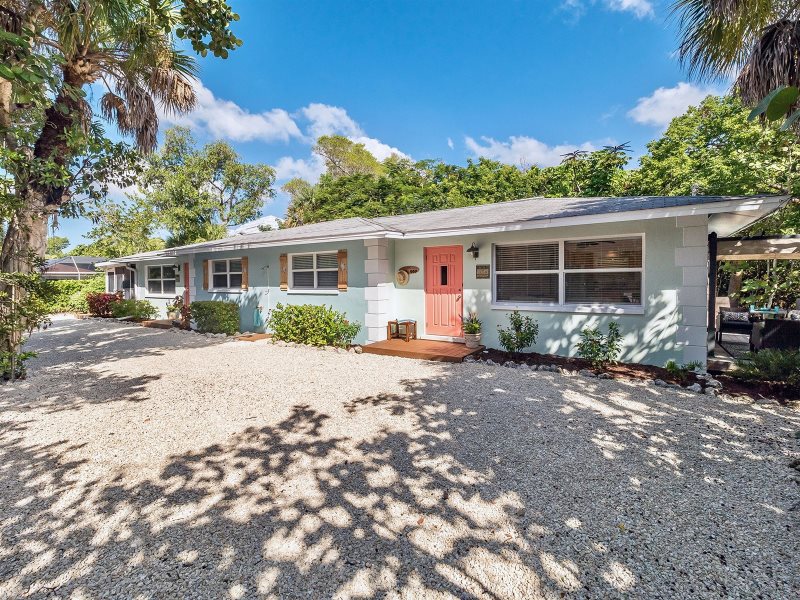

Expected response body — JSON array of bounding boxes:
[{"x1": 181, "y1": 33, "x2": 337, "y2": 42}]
[{"x1": 387, "y1": 319, "x2": 417, "y2": 342}]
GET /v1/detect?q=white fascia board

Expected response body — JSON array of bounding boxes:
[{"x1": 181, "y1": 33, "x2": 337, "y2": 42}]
[{"x1": 397, "y1": 197, "x2": 788, "y2": 240}]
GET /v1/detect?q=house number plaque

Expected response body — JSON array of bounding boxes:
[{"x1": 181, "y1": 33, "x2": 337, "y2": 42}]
[{"x1": 475, "y1": 264, "x2": 490, "y2": 279}]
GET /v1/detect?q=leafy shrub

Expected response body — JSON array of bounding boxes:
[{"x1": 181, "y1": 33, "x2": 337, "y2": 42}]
[
  {"x1": 43, "y1": 276, "x2": 105, "y2": 313},
  {"x1": 110, "y1": 299, "x2": 157, "y2": 320},
  {"x1": 86, "y1": 292, "x2": 122, "y2": 317},
  {"x1": 733, "y1": 349, "x2": 800, "y2": 386},
  {"x1": 497, "y1": 311, "x2": 538, "y2": 353},
  {"x1": 267, "y1": 303, "x2": 361, "y2": 347},
  {"x1": 1, "y1": 350, "x2": 37, "y2": 381},
  {"x1": 190, "y1": 300, "x2": 241, "y2": 335},
  {"x1": 462, "y1": 312, "x2": 481, "y2": 334},
  {"x1": 665, "y1": 359, "x2": 704, "y2": 382},
  {"x1": 576, "y1": 322, "x2": 623, "y2": 369}
]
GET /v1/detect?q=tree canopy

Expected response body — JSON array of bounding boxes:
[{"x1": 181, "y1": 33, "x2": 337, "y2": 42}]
[{"x1": 137, "y1": 127, "x2": 275, "y2": 246}]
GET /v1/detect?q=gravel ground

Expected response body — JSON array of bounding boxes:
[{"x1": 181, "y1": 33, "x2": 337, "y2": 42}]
[{"x1": 1, "y1": 318, "x2": 798, "y2": 599}]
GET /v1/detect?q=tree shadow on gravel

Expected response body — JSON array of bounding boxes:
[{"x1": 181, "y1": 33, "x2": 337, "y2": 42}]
[
  {"x1": 1, "y1": 319, "x2": 224, "y2": 414},
  {"x1": 0, "y1": 364, "x2": 798, "y2": 598}
]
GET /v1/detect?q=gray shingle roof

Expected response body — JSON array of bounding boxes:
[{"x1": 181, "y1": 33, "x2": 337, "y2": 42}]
[{"x1": 104, "y1": 194, "x2": 784, "y2": 262}]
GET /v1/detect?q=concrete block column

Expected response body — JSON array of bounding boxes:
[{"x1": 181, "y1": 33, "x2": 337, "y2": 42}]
[
  {"x1": 674, "y1": 215, "x2": 709, "y2": 365},
  {"x1": 364, "y1": 239, "x2": 394, "y2": 343}
]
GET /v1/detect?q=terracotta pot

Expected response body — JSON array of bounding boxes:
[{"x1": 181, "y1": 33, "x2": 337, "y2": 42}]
[{"x1": 464, "y1": 332, "x2": 482, "y2": 349}]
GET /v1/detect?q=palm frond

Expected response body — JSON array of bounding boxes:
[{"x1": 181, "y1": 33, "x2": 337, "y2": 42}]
[
  {"x1": 736, "y1": 19, "x2": 800, "y2": 105},
  {"x1": 671, "y1": 0, "x2": 779, "y2": 80}
]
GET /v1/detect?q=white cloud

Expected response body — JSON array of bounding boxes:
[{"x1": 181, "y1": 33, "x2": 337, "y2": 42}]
[
  {"x1": 274, "y1": 155, "x2": 326, "y2": 181},
  {"x1": 162, "y1": 81, "x2": 303, "y2": 143},
  {"x1": 465, "y1": 135, "x2": 597, "y2": 168},
  {"x1": 605, "y1": 0, "x2": 653, "y2": 18},
  {"x1": 300, "y1": 103, "x2": 362, "y2": 139},
  {"x1": 447, "y1": 137, "x2": 454, "y2": 149},
  {"x1": 627, "y1": 82, "x2": 720, "y2": 127},
  {"x1": 351, "y1": 136, "x2": 407, "y2": 161},
  {"x1": 561, "y1": 0, "x2": 653, "y2": 20}
]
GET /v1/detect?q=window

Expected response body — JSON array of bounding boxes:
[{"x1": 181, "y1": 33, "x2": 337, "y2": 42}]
[
  {"x1": 146, "y1": 265, "x2": 176, "y2": 295},
  {"x1": 211, "y1": 259, "x2": 243, "y2": 290},
  {"x1": 493, "y1": 236, "x2": 643, "y2": 308},
  {"x1": 290, "y1": 252, "x2": 338, "y2": 289},
  {"x1": 495, "y1": 243, "x2": 559, "y2": 303}
]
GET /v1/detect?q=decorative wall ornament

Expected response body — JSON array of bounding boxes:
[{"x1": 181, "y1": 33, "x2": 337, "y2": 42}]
[{"x1": 395, "y1": 265, "x2": 419, "y2": 286}]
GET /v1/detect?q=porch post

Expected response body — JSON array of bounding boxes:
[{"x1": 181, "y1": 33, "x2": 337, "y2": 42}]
[{"x1": 707, "y1": 232, "x2": 718, "y2": 357}]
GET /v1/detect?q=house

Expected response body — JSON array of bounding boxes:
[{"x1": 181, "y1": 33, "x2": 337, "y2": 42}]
[
  {"x1": 43, "y1": 256, "x2": 106, "y2": 280},
  {"x1": 97, "y1": 194, "x2": 788, "y2": 366}
]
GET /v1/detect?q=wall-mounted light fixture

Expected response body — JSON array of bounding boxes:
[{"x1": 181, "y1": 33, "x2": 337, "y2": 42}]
[{"x1": 467, "y1": 242, "x2": 480, "y2": 260}]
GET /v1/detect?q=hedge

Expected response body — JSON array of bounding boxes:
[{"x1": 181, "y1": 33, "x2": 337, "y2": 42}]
[
  {"x1": 190, "y1": 300, "x2": 240, "y2": 335},
  {"x1": 266, "y1": 303, "x2": 361, "y2": 347},
  {"x1": 43, "y1": 276, "x2": 105, "y2": 313}
]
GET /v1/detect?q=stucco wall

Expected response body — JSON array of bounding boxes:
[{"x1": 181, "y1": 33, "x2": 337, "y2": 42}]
[
  {"x1": 189, "y1": 241, "x2": 370, "y2": 344},
  {"x1": 391, "y1": 217, "x2": 702, "y2": 366},
  {"x1": 135, "y1": 263, "x2": 185, "y2": 320}
]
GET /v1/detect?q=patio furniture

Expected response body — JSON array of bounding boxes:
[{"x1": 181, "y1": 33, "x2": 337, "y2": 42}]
[
  {"x1": 716, "y1": 309, "x2": 753, "y2": 342},
  {"x1": 387, "y1": 319, "x2": 417, "y2": 342},
  {"x1": 751, "y1": 319, "x2": 800, "y2": 351}
]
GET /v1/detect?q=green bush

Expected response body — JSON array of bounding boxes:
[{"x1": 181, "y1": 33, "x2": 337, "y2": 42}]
[
  {"x1": 43, "y1": 276, "x2": 105, "y2": 313},
  {"x1": 497, "y1": 311, "x2": 538, "y2": 353},
  {"x1": 110, "y1": 299, "x2": 158, "y2": 320},
  {"x1": 267, "y1": 303, "x2": 361, "y2": 347},
  {"x1": 1, "y1": 350, "x2": 37, "y2": 381},
  {"x1": 190, "y1": 300, "x2": 240, "y2": 335},
  {"x1": 576, "y1": 322, "x2": 623, "y2": 369},
  {"x1": 733, "y1": 349, "x2": 800, "y2": 386}
]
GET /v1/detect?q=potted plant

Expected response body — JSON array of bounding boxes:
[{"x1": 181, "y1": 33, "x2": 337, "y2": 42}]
[
  {"x1": 463, "y1": 312, "x2": 482, "y2": 349},
  {"x1": 165, "y1": 296, "x2": 183, "y2": 321}
]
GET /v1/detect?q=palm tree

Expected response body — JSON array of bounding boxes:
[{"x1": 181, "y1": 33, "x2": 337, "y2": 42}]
[
  {"x1": 0, "y1": 0, "x2": 238, "y2": 354},
  {"x1": 672, "y1": 0, "x2": 800, "y2": 107},
  {"x1": 1, "y1": 1, "x2": 205, "y2": 273}
]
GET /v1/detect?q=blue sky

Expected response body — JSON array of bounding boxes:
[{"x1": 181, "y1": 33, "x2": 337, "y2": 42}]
[{"x1": 61, "y1": 0, "x2": 724, "y2": 246}]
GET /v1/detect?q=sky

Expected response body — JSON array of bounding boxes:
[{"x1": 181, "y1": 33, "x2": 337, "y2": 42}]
[{"x1": 59, "y1": 0, "x2": 725, "y2": 247}]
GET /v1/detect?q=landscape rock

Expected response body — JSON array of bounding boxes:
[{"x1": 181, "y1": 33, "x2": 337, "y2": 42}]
[{"x1": 686, "y1": 383, "x2": 702, "y2": 393}]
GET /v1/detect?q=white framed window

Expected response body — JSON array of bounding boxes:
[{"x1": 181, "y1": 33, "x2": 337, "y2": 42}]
[
  {"x1": 146, "y1": 265, "x2": 177, "y2": 296},
  {"x1": 290, "y1": 252, "x2": 338, "y2": 290},
  {"x1": 211, "y1": 259, "x2": 243, "y2": 290},
  {"x1": 492, "y1": 235, "x2": 643, "y2": 311}
]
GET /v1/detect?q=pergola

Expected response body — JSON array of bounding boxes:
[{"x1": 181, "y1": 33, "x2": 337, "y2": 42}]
[{"x1": 707, "y1": 234, "x2": 800, "y2": 355}]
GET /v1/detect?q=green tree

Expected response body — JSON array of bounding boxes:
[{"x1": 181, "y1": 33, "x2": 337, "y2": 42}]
[
  {"x1": 72, "y1": 202, "x2": 164, "y2": 259},
  {"x1": 632, "y1": 95, "x2": 799, "y2": 199},
  {"x1": 139, "y1": 127, "x2": 275, "y2": 246},
  {"x1": 1, "y1": 0, "x2": 240, "y2": 357},
  {"x1": 313, "y1": 135, "x2": 384, "y2": 177},
  {"x1": 45, "y1": 235, "x2": 69, "y2": 259}
]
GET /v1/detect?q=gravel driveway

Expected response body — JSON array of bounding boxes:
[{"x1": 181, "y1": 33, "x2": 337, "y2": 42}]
[{"x1": 1, "y1": 318, "x2": 798, "y2": 599}]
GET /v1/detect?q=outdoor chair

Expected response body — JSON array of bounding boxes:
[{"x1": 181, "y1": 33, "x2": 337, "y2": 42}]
[
  {"x1": 716, "y1": 308, "x2": 753, "y2": 342},
  {"x1": 751, "y1": 319, "x2": 800, "y2": 351}
]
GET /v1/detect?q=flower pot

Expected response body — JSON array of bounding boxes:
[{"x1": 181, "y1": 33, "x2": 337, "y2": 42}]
[
  {"x1": 167, "y1": 311, "x2": 178, "y2": 320},
  {"x1": 464, "y1": 332, "x2": 482, "y2": 349}
]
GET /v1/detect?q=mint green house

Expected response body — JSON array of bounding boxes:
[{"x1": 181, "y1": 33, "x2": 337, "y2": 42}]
[{"x1": 98, "y1": 194, "x2": 787, "y2": 366}]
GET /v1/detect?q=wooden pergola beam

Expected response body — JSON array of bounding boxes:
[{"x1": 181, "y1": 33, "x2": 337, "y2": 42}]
[{"x1": 716, "y1": 236, "x2": 800, "y2": 261}]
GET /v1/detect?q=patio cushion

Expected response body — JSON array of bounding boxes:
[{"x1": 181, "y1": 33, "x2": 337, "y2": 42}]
[{"x1": 721, "y1": 311, "x2": 749, "y2": 322}]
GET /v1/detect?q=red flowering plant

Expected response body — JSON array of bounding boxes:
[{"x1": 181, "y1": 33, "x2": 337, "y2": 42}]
[{"x1": 86, "y1": 291, "x2": 123, "y2": 317}]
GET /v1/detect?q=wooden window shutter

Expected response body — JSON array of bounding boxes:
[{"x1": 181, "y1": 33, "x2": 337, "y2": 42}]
[
  {"x1": 202, "y1": 260, "x2": 209, "y2": 290},
  {"x1": 337, "y1": 249, "x2": 348, "y2": 291},
  {"x1": 241, "y1": 256, "x2": 249, "y2": 290},
  {"x1": 279, "y1": 254, "x2": 288, "y2": 291}
]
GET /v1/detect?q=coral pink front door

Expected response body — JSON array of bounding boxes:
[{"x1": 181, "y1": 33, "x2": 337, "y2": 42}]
[{"x1": 424, "y1": 245, "x2": 463, "y2": 337}]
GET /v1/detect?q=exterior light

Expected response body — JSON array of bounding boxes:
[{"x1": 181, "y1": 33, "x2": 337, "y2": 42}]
[{"x1": 467, "y1": 243, "x2": 480, "y2": 259}]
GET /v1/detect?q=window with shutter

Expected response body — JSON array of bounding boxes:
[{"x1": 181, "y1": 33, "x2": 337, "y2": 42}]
[
  {"x1": 209, "y1": 258, "x2": 244, "y2": 291},
  {"x1": 494, "y1": 243, "x2": 559, "y2": 303},
  {"x1": 289, "y1": 251, "x2": 339, "y2": 290}
]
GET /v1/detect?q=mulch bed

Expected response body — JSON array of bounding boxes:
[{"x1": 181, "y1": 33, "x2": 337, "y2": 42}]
[{"x1": 477, "y1": 348, "x2": 798, "y2": 403}]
